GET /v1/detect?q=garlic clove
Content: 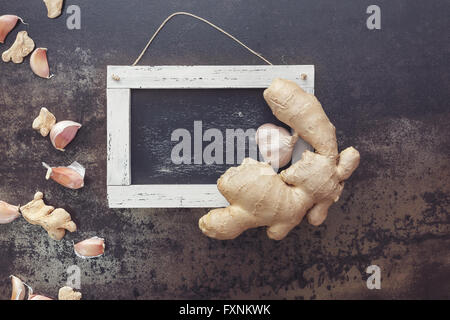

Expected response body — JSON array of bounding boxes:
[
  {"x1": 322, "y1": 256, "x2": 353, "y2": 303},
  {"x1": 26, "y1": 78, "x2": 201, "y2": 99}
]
[
  {"x1": 49, "y1": 120, "x2": 81, "y2": 151},
  {"x1": 10, "y1": 275, "x2": 26, "y2": 300},
  {"x1": 42, "y1": 161, "x2": 85, "y2": 189},
  {"x1": 0, "y1": 15, "x2": 25, "y2": 44},
  {"x1": 74, "y1": 236, "x2": 105, "y2": 259},
  {"x1": 43, "y1": 0, "x2": 64, "y2": 19},
  {"x1": 0, "y1": 201, "x2": 20, "y2": 224},
  {"x1": 30, "y1": 48, "x2": 53, "y2": 79},
  {"x1": 255, "y1": 123, "x2": 299, "y2": 169},
  {"x1": 29, "y1": 294, "x2": 53, "y2": 300}
]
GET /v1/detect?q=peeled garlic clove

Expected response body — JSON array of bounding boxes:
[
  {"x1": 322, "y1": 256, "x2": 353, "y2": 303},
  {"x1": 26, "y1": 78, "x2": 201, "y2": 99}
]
[
  {"x1": 43, "y1": 0, "x2": 64, "y2": 19},
  {"x1": 255, "y1": 123, "x2": 299, "y2": 169},
  {"x1": 74, "y1": 236, "x2": 105, "y2": 259},
  {"x1": 50, "y1": 120, "x2": 81, "y2": 151},
  {"x1": 0, "y1": 15, "x2": 25, "y2": 43},
  {"x1": 10, "y1": 275, "x2": 26, "y2": 300},
  {"x1": 0, "y1": 201, "x2": 20, "y2": 224},
  {"x1": 29, "y1": 294, "x2": 53, "y2": 300},
  {"x1": 30, "y1": 48, "x2": 53, "y2": 79},
  {"x1": 42, "y1": 161, "x2": 85, "y2": 189}
]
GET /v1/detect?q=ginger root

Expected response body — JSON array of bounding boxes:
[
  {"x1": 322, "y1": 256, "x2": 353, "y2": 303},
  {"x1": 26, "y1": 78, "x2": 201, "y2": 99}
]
[
  {"x1": 199, "y1": 78, "x2": 360, "y2": 240},
  {"x1": 20, "y1": 192, "x2": 77, "y2": 240},
  {"x1": 58, "y1": 286, "x2": 82, "y2": 300},
  {"x1": 32, "y1": 107, "x2": 56, "y2": 137},
  {"x1": 43, "y1": 0, "x2": 64, "y2": 19},
  {"x1": 2, "y1": 31, "x2": 35, "y2": 64}
]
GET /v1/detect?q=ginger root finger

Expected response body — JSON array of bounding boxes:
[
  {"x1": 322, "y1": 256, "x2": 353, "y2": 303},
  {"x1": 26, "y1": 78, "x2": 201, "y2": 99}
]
[
  {"x1": 43, "y1": 0, "x2": 64, "y2": 19},
  {"x1": 32, "y1": 107, "x2": 56, "y2": 137},
  {"x1": 199, "y1": 78, "x2": 360, "y2": 240},
  {"x1": 263, "y1": 78, "x2": 338, "y2": 158},
  {"x1": 2, "y1": 31, "x2": 35, "y2": 64},
  {"x1": 20, "y1": 192, "x2": 77, "y2": 240},
  {"x1": 58, "y1": 286, "x2": 82, "y2": 300}
]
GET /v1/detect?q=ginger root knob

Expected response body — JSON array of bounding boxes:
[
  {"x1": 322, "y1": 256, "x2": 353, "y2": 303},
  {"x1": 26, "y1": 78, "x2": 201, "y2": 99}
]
[{"x1": 20, "y1": 192, "x2": 77, "y2": 240}]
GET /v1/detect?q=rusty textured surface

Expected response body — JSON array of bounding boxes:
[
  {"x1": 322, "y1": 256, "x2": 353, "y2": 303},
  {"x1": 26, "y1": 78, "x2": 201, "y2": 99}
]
[{"x1": 0, "y1": 0, "x2": 449, "y2": 299}]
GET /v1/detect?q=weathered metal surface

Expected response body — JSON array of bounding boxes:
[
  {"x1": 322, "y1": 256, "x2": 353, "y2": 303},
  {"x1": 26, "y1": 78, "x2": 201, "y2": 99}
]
[{"x1": 0, "y1": 0, "x2": 449, "y2": 299}]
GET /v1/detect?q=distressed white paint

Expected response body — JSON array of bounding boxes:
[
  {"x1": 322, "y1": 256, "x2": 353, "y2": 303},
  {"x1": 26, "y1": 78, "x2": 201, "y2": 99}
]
[
  {"x1": 107, "y1": 65, "x2": 314, "y2": 208},
  {"x1": 107, "y1": 88, "x2": 131, "y2": 185},
  {"x1": 108, "y1": 185, "x2": 229, "y2": 208},
  {"x1": 107, "y1": 65, "x2": 314, "y2": 93}
]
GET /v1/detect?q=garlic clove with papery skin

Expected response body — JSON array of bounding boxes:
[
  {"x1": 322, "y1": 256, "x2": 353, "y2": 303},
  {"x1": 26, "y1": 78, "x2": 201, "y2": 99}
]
[
  {"x1": 74, "y1": 237, "x2": 105, "y2": 259},
  {"x1": 29, "y1": 294, "x2": 54, "y2": 300},
  {"x1": 42, "y1": 161, "x2": 85, "y2": 189},
  {"x1": 10, "y1": 276, "x2": 26, "y2": 300},
  {"x1": 0, "y1": 201, "x2": 20, "y2": 224},
  {"x1": 0, "y1": 15, "x2": 25, "y2": 43},
  {"x1": 30, "y1": 48, "x2": 53, "y2": 79},
  {"x1": 255, "y1": 123, "x2": 299, "y2": 169},
  {"x1": 50, "y1": 120, "x2": 81, "y2": 151}
]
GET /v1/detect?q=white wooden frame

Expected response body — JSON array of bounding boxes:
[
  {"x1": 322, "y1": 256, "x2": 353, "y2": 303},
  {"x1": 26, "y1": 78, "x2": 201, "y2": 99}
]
[{"x1": 107, "y1": 65, "x2": 314, "y2": 208}]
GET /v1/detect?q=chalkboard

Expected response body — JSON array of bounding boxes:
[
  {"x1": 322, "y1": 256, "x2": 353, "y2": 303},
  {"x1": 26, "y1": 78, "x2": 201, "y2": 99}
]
[{"x1": 131, "y1": 88, "x2": 291, "y2": 184}]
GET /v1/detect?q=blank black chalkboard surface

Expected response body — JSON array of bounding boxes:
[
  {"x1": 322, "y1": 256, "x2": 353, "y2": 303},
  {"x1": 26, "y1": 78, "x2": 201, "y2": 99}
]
[{"x1": 131, "y1": 88, "x2": 289, "y2": 184}]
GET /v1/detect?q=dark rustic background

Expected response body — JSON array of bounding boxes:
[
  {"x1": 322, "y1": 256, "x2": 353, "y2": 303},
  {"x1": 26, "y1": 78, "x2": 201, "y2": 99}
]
[{"x1": 0, "y1": 0, "x2": 449, "y2": 300}]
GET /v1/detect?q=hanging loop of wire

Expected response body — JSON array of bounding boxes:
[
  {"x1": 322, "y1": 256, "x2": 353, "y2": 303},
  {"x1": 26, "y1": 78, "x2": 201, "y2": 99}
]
[{"x1": 132, "y1": 12, "x2": 273, "y2": 66}]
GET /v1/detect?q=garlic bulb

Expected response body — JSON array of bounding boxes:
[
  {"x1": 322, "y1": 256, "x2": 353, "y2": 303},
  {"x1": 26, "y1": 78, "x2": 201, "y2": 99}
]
[
  {"x1": 49, "y1": 120, "x2": 82, "y2": 151},
  {"x1": 255, "y1": 123, "x2": 299, "y2": 169},
  {"x1": 74, "y1": 237, "x2": 105, "y2": 259},
  {"x1": 0, "y1": 201, "x2": 20, "y2": 224},
  {"x1": 30, "y1": 48, "x2": 53, "y2": 79},
  {"x1": 0, "y1": 15, "x2": 25, "y2": 43},
  {"x1": 42, "y1": 161, "x2": 85, "y2": 189}
]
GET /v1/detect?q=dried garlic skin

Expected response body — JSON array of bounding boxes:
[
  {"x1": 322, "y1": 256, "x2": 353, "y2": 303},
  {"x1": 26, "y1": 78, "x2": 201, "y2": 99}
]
[
  {"x1": 2, "y1": 31, "x2": 35, "y2": 63},
  {"x1": 43, "y1": 0, "x2": 64, "y2": 19},
  {"x1": 33, "y1": 107, "x2": 56, "y2": 137},
  {"x1": 58, "y1": 286, "x2": 82, "y2": 300}
]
